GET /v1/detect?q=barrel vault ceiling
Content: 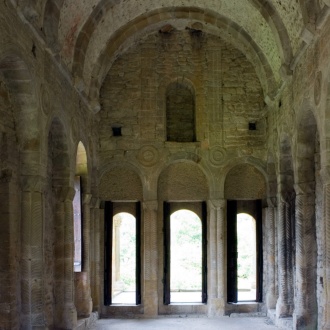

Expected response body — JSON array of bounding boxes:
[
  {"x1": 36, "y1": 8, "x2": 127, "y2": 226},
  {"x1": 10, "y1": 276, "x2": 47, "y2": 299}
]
[{"x1": 12, "y1": 0, "x2": 330, "y2": 112}]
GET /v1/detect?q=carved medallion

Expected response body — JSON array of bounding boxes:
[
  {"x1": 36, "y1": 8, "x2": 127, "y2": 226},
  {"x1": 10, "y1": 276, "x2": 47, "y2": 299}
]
[
  {"x1": 137, "y1": 145, "x2": 159, "y2": 166},
  {"x1": 209, "y1": 146, "x2": 226, "y2": 166}
]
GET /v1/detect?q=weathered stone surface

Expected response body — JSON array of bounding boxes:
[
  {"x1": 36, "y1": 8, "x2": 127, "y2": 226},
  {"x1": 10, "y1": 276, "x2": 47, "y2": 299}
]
[{"x1": 0, "y1": 0, "x2": 330, "y2": 328}]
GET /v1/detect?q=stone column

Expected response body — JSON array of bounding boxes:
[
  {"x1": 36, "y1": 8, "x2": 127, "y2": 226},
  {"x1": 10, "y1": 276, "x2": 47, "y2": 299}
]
[
  {"x1": 293, "y1": 190, "x2": 317, "y2": 329},
  {"x1": 143, "y1": 201, "x2": 158, "y2": 317},
  {"x1": 265, "y1": 199, "x2": 277, "y2": 309},
  {"x1": 208, "y1": 199, "x2": 225, "y2": 317},
  {"x1": 324, "y1": 184, "x2": 330, "y2": 329},
  {"x1": 276, "y1": 195, "x2": 293, "y2": 318},
  {"x1": 90, "y1": 198, "x2": 101, "y2": 312},
  {"x1": 74, "y1": 194, "x2": 93, "y2": 317},
  {"x1": 54, "y1": 186, "x2": 77, "y2": 329},
  {"x1": 20, "y1": 175, "x2": 46, "y2": 329}
]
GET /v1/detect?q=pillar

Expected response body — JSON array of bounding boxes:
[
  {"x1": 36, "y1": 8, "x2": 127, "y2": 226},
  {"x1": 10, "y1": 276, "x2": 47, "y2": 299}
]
[
  {"x1": 293, "y1": 190, "x2": 317, "y2": 329},
  {"x1": 324, "y1": 184, "x2": 330, "y2": 329},
  {"x1": 143, "y1": 200, "x2": 158, "y2": 316},
  {"x1": 54, "y1": 186, "x2": 77, "y2": 329},
  {"x1": 265, "y1": 199, "x2": 277, "y2": 309},
  {"x1": 276, "y1": 195, "x2": 293, "y2": 318},
  {"x1": 20, "y1": 175, "x2": 46, "y2": 329},
  {"x1": 208, "y1": 199, "x2": 225, "y2": 316},
  {"x1": 90, "y1": 198, "x2": 101, "y2": 312},
  {"x1": 74, "y1": 194, "x2": 93, "y2": 317}
]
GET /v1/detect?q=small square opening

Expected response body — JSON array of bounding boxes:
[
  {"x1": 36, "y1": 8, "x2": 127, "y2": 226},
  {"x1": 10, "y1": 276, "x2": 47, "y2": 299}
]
[
  {"x1": 249, "y1": 122, "x2": 256, "y2": 131},
  {"x1": 112, "y1": 127, "x2": 122, "y2": 137}
]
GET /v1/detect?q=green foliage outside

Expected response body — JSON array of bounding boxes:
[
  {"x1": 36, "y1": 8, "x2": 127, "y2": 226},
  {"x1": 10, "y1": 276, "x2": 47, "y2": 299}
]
[
  {"x1": 237, "y1": 213, "x2": 256, "y2": 290},
  {"x1": 118, "y1": 213, "x2": 136, "y2": 291},
  {"x1": 170, "y1": 210, "x2": 202, "y2": 291}
]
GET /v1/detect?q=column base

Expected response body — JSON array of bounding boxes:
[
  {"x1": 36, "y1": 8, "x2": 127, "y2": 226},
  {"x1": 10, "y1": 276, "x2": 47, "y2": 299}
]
[
  {"x1": 55, "y1": 302, "x2": 77, "y2": 329},
  {"x1": 207, "y1": 298, "x2": 225, "y2": 317},
  {"x1": 276, "y1": 298, "x2": 292, "y2": 319}
]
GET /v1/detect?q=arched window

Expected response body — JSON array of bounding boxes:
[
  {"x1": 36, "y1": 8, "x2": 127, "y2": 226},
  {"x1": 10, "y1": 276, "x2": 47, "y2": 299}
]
[{"x1": 166, "y1": 82, "x2": 195, "y2": 142}]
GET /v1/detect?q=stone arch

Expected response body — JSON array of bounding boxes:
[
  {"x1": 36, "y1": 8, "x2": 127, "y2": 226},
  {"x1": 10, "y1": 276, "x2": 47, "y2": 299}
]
[
  {"x1": 43, "y1": 0, "x2": 65, "y2": 52},
  {"x1": 166, "y1": 80, "x2": 195, "y2": 142},
  {"x1": 82, "y1": 8, "x2": 279, "y2": 109},
  {"x1": 224, "y1": 163, "x2": 267, "y2": 200},
  {"x1": 299, "y1": 0, "x2": 321, "y2": 25},
  {"x1": 99, "y1": 164, "x2": 143, "y2": 201},
  {"x1": 45, "y1": 117, "x2": 77, "y2": 328},
  {"x1": 158, "y1": 161, "x2": 209, "y2": 201},
  {"x1": 72, "y1": 2, "x2": 289, "y2": 93}
]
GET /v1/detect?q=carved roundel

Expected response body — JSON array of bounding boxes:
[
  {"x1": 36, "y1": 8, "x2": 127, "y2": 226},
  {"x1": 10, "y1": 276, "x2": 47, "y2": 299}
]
[
  {"x1": 137, "y1": 145, "x2": 159, "y2": 166},
  {"x1": 314, "y1": 71, "x2": 322, "y2": 106},
  {"x1": 209, "y1": 146, "x2": 226, "y2": 166}
]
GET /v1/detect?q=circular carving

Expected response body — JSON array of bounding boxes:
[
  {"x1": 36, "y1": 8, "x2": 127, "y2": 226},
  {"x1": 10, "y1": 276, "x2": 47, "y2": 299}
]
[
  {"x1": 209, "y1": 146, "x2": 226, "y2": 166},
  {"x1": 137, "y1": 146, "x2": 159, "y2": 166},
  {"x1": 314, "y1": 71, "x2": 322, "y2": 106},
  {"x1": 41, "y1": 86, "x2": 51, "y2": 115}
]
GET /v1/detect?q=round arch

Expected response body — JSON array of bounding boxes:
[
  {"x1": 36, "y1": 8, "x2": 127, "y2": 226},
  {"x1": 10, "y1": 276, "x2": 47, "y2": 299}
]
[
  {"x1": 158, "y1": 160, "x2": 209, "y2": 201},
  {"x1": 224, "y1": 163, "x2": 267, "y2": 200}
]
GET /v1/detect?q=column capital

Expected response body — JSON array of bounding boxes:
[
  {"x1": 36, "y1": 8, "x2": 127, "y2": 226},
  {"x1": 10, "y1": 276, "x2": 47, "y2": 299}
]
[
  {"x1": 21, "y1": 174, "x2": 47, "y2": 192},
  {"x1": 143, "y1": 200, "x2": 158, "y2": 212},
  {"x1": 82, "y1": 193, "x2": 93, "y2": 205},
  {"x1": 267, "y1": 197, "x2": 277, "y2": 208},
  {"x1": 90, "y1": 197, "x2": 101, "y2": 208},
  {"x1": 294, "y1": 182, "x2": 315, "y2": 196},
  {"x1": 208, "y1": 199, "x2": 225, "y2": 209},
  {"x1": 54, "y1": 186, "x2": 76, "y2": 202}
]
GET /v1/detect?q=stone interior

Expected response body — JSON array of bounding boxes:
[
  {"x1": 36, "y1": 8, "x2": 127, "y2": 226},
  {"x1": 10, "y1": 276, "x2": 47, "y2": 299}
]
[{"x1": 0, "y1": 0, "x2": 330, "y2": 329}]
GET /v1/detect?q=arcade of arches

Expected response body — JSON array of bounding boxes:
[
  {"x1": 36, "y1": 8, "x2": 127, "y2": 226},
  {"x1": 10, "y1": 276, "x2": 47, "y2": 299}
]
[{"x1": 1, "y1": 1, "x2": 330, "y2": 329}]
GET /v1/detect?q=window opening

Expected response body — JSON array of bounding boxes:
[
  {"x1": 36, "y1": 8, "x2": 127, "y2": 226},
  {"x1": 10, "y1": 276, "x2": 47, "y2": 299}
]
[
  {"x1": 104, "y1": 202, "x2": 141, "y2": 306},
  {"x1": 111, "y1": 212, "x2": 136, "y2": 304},
  {"x1": 170, "y1": 210, "x2": 202, "y2": 303},
  {"x1": 73, "y1": 175, "x2": 82, "y2": 272},
  {"x1": 227, "y1": 200, "x2": 262, "y2": 303},
  {"x1": 163, "y1": 202, "x2": 207, "y2": 305},
  {"x1": 166, "y1": 82, "x2": 195, "y2": 142},
  {"x1": 237, "y1": 213, "x2": 256, "y2": 301}
]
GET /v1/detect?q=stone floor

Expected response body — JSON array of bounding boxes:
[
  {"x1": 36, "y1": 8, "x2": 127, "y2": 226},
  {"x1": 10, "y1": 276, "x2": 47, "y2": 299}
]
[{"x1": 96, "y1": 316, "x2": 278, "y2": 330}]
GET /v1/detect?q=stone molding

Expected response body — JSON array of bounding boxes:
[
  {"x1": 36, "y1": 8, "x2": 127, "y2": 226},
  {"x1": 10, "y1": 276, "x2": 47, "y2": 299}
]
[{"x1": 143, "y1": 200, "x2": 158, "y2": 212}]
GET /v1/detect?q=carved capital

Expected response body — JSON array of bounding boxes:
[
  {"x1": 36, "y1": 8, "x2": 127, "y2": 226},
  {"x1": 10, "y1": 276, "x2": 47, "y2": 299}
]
[
  {"x1": 208, "y1": 199, "x2": 225, "y2": 210},
  {"x1": 21, "y1": 174, "x2": 46, "y2": 192},
  {"x1": 82, "y1": 193, "x2": 92, "y2": 205},
  {"x1": 294, "y1": 182, "x2": 315, "y2": 195},
  {"x1": 143, "y1": 200, "x2": 158, "y2": 212},
  {"x1": 90, "y1": 197, "x2": 101, "y2": 209},
  {"x1": 267, "y1": 197, "x2": 277, "y2": 208},
  {"x1": 54, "y1": 186, "x2": 76, "y2": 202}
]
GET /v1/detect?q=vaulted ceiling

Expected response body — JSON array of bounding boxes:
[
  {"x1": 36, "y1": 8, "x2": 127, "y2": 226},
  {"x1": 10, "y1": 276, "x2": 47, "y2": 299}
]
[{"x1": 15, "y1": 0, "x2": 328, "y2": 111}]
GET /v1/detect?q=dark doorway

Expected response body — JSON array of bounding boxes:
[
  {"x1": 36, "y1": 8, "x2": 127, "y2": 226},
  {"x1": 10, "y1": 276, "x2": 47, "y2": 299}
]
[{"x1": 227, "y1": 200, "x2": 263, "y2": 303}]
